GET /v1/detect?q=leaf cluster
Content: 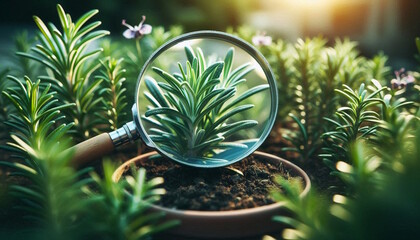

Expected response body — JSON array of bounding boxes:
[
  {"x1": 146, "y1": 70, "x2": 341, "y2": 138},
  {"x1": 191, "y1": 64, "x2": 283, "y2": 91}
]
[
  {"x1": 143, "y1": 46, "x2": 268, "y2": 163},
  {"x1": 2, "y1": 76, "x2": 74, "y2": 153}
]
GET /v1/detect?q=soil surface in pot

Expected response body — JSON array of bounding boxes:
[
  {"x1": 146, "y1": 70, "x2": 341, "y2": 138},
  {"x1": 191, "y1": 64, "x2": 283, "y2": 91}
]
[{"x1": 132, "y1": 155, "x2": 297, "y2": 211}]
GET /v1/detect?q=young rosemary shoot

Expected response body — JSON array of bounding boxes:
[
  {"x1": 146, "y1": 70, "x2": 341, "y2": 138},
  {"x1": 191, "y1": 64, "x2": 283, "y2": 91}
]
[
  {"x1": 142, "y1": 46, "x2": 269, "y2": 162},
  {"x1": 96, "y1": 57, "x2": 129, "y2": 132}
]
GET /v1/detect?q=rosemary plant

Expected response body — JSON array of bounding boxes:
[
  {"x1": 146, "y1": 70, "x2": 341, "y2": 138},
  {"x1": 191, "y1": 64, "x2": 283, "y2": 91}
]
[
  {"x1": 282, "y1": 38, "x2": 326, "y2": 163},
  {"x1": 265, "y1": 39, "x2": 294, "y2": 120},
  {"x1": 18, "y1": 4, "x2": 109, "y2": 141},
  {"x1": 96, "y1": 57, "x2": 129, "y2": 131},
  {"x1": 143, "y1": 46, "x2": 269, "y2": 161},
  {"x1": 320, "y1": 80, "x2": 386, "y2": 166},
  {"x1": 370, "y1": 81, "x2": 416, "y2": 165},
  {"x1": 365, "y1": 53, "x2": 391, "y2": 82},
  {"x1": 2, "y1": 76, "x2": 75, "y2": 152},
  {"x1": 271, "y1": 82, "x2": 418, "y2": 238},
  {"x1": 0, "y1": 77, "x2": 84, "y2": 239}
]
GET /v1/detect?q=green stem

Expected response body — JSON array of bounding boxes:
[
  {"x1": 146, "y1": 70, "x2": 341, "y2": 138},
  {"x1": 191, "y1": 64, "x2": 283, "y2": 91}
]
[{"x1": 135, "y1": 40, "x2": 142, "y2": 65}]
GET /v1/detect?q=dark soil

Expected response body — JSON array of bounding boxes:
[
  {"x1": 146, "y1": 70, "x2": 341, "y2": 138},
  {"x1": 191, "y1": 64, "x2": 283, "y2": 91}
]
[{"x1": 131, "y1": 155, "x2": 297, "y2": 211}]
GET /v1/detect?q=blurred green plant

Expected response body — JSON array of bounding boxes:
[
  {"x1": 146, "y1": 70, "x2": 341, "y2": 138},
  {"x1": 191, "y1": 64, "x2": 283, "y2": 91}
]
[
  {"x1": 17, "y1": 4, "x2": 109, "y2": 141},
  {"x1": 143, "y1": 46, "x2": 268, "y2": 162},
  {"x1": 270, "y1": 177, "x2": 332, "y2": 240},
  {"x1": 262, "y1": 39, "x2": 294, "y2": 121},
  {"x1": 281, "y1": 38, "x2": 326, "y2": 163},
  {"x1": 271, "y1": 130, "x2": 420, "y2": 240},
  {"x1": 149, "y1": 25, "x2": 183, "y2": 50},
  {"x1": 12, "y1": 31, "x2": 40, "y2": 79},
  {"x1": 84, "y1": 161, "x2": 179, "y2": 239},
  {"x1": 0, "y1": 76, "x2": 84, "y2": 239},
  {"x1": 0, "y1": 69, "x2": 11, "y2": 142},
  {"x1": 365, "y1": 52, "x2": 391, "y2": 82}
]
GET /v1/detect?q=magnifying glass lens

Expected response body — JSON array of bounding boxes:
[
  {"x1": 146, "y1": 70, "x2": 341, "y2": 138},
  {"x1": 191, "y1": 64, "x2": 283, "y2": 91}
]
[{"x1": 136, "y1": 33, "x2": 276, "y2": 167}]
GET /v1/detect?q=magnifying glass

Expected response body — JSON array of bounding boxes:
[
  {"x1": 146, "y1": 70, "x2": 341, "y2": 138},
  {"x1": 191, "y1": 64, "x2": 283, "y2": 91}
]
[{"x1": 71, "y1": 31, "x2": 278, "y2": 168}]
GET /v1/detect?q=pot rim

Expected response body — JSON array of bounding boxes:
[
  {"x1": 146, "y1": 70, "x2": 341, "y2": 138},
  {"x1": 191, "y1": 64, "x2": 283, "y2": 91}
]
[{"x1": 112, "y1": 151, "x2": 311, "y2": 216}]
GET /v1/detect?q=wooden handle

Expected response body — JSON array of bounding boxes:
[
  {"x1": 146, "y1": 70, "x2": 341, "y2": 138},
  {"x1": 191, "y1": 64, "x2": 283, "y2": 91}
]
[{"x1": 70, "y1": 133, "x2": 115, "y2": 167}]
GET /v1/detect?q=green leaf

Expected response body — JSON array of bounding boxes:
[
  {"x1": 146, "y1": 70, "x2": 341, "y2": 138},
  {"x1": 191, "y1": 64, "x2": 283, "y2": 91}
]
[
  {"x1": 184, "y1": 45, "x2": 196, "y2": 64},
  {"x1": 222, "y1": 84, "x2": 269, "y2": 112},
  {"x1": 145, "y1": 77, "x2": 169, "y2": 108},
  {"x1": 223, "y1": 47, "x2": 234, "y2": 80},
  {"x1": 146, "y1": 107, "x2": 192, "y2": 125}
]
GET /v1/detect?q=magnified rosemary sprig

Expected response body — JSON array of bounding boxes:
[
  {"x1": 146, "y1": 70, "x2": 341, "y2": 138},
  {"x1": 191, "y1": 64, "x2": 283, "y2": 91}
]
[{"x1": 143, "y1": 46, "x2": 269, "y2": 162}]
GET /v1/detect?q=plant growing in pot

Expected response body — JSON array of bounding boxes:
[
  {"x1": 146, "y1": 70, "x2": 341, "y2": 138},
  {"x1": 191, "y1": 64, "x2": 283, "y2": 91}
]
[{"x1": 109, "y1": 34, "x2": 312, "y2": 239}]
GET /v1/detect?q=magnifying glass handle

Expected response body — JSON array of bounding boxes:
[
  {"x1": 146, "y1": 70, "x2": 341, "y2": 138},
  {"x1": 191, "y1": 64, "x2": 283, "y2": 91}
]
[{"x1": 71, "y1": 121, "x2": 139, "y2": 166}]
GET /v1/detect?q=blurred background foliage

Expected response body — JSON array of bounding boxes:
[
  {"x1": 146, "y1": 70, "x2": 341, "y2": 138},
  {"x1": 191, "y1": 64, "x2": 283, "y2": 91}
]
[{"x1": 1, "y1": 0, "x2": 420, "y2": 69}]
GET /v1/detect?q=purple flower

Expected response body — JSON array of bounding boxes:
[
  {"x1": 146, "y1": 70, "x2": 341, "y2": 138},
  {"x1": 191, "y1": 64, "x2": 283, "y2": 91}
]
[
  {"x1": 390, "y1": 68, "x2": 416, "y2": 90},
  {"x1": 252, "y1": 32, "x2": 272, "y2": 46},
  {"x1": 122, "y1": 16, "x2": 152, "y2": 39}
]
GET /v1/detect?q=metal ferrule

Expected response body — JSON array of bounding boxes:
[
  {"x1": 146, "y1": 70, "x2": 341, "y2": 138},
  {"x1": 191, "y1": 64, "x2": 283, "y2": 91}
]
[{"x1": 109, "y1": 121, "x2": 140, "y2": 147}]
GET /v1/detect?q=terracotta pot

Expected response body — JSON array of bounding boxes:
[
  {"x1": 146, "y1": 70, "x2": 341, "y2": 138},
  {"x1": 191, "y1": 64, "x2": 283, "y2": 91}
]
[{"x1": 112, "y1": 151, "x2": 311, "y2": 239}]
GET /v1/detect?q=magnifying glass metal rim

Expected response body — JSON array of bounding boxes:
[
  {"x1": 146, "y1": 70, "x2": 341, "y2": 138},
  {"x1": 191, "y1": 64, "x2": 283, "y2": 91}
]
[{"x1": 133, "y1": 30, "x2": 278, "y2": 168}]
